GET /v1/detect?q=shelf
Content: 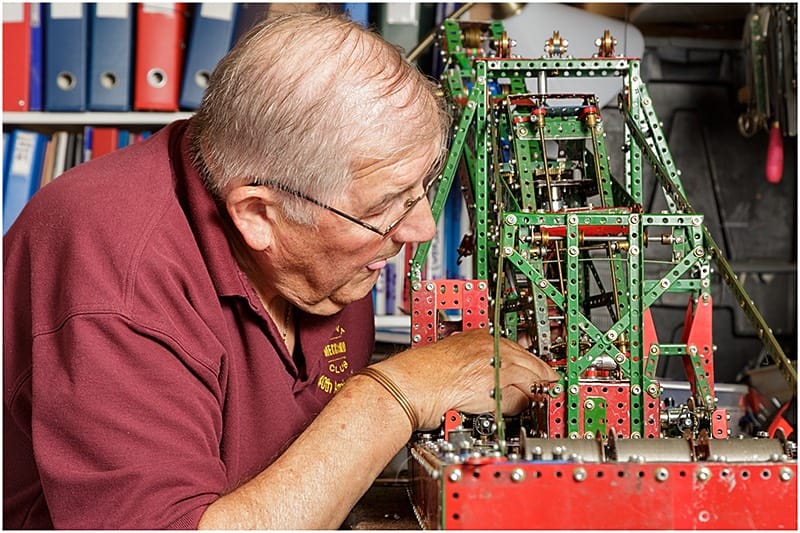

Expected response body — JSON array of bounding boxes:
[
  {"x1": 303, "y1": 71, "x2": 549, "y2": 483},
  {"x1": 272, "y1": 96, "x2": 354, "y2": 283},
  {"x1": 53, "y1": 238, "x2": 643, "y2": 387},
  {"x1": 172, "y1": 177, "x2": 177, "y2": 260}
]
[
  {"x1": 3, "y1": 111, "x2": 194, "y2": 126},
  {"x1": 374, "y1": 315, "x2": 411, "y2": 345}
]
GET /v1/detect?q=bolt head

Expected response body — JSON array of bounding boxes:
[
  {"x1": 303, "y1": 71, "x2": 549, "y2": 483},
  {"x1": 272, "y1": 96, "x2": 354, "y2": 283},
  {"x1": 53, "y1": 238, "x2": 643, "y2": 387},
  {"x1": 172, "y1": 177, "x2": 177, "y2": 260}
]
[{"x1": 448, "y1": 469, "x2": 462, "y2": 482}]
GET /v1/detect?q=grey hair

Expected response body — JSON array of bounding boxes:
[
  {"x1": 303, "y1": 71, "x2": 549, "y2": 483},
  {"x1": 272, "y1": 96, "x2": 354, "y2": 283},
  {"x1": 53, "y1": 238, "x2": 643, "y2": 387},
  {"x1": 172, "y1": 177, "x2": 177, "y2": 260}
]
[{"x1": 191, "y1": 10, "x2": 451, "y2": 226}]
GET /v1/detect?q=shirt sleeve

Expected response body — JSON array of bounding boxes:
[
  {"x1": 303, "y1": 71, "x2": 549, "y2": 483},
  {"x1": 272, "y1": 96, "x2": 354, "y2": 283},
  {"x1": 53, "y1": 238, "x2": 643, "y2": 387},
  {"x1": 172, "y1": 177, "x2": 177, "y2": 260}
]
[{"x1": 30, "y1": 312, "x2": 228, "y2": 529}]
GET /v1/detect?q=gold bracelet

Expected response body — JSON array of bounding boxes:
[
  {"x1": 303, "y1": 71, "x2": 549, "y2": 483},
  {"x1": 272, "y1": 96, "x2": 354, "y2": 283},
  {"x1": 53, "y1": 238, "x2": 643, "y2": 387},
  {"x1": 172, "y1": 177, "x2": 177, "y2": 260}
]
[{"x1": 357, "y1": 367, "x2": 419, "y2": 431}]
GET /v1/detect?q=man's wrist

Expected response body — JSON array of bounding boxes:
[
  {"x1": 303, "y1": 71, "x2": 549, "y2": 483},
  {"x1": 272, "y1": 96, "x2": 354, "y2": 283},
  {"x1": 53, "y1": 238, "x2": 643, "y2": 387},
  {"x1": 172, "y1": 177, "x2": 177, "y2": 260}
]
[{"x1": 353, "y1": 367, "x2": 419, "y2": 432}]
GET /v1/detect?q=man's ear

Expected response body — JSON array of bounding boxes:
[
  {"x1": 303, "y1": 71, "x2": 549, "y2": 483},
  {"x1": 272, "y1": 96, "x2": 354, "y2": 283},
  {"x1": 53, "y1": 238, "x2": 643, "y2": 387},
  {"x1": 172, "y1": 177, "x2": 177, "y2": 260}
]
[{"x1": 225, "y1": 185, "x2": 279, "y2": 251}]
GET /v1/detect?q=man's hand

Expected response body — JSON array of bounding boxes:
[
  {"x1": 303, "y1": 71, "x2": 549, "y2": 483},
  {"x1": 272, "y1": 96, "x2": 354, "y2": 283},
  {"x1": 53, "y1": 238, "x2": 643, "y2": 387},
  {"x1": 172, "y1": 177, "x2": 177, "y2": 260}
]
[{"x1": 373, "y1": 329, "x2": 560, "y2": 430}]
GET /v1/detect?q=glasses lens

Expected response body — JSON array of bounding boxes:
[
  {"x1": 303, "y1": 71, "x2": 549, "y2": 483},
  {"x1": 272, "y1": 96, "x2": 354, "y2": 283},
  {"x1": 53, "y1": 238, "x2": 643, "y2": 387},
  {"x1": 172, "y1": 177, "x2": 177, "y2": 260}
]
[{"x1": 381, "y1": 174, "x2": 439, "y2": 236}]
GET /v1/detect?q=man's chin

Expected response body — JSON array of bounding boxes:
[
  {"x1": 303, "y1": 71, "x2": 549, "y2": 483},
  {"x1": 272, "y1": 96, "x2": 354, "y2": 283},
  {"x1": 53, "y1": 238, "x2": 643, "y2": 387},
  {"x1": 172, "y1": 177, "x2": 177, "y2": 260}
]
[{"x1": 306, "y1": 274, "x2": 379, "y2": 316}]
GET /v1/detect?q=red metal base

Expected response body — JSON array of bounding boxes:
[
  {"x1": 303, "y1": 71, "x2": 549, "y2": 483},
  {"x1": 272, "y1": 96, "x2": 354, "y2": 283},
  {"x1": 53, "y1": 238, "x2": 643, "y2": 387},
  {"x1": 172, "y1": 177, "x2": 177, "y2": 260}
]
[{"x1": 411, "y1": 450, "x2": 798, "y2": 529}]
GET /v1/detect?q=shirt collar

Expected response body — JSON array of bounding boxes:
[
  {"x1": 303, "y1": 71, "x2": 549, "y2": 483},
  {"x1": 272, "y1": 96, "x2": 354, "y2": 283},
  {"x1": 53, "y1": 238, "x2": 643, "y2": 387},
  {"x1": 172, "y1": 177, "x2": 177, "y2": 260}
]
[{"x1": 168, "y1": 119, "x2": 262, "y2": 309}]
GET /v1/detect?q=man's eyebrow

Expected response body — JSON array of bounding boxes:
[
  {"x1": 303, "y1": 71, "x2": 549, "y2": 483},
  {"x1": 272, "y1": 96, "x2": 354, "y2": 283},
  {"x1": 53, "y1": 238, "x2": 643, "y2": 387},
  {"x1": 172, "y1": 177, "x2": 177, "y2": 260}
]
[{"x1": 366, "y1": 189, "x2": 406, "y2": 212}]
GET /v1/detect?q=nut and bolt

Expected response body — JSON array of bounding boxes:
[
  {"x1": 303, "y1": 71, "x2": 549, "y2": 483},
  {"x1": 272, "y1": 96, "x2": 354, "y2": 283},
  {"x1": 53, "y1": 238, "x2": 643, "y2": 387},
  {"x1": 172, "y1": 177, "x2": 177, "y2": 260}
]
[
  {"x1": 413, "y1": 335, "x2": 421, "y2": 343},
  {"x1": 696, "y1": 467, "x2": 711, "y2": 482},
  {"x1": 448, "y1": 469, "x2": 462, "y2": 482},
  {"x1": 573, "y1": 467, "x2": 588, "y2": 482},
  {"x1": 506, "y1": 214, "x2": 517, "y2": 225},
  {"x1": 569, "y1": 384, "x2": 580, "y2": 395},
  {"x1": 511, "y1": 468, "x2": 526, "y2": 483},
  {"x1": 779, "y1": 468, "x2": 793, "y2": 482},
  {"x1": 584, "y1": 399, "x2": 595, "y2": 410},
  {"x1": 655, "y1": 468, "x2": 669, "y2": 482},
  {"x1": 426, "y1": 282, "x2": 435, "y2": 291}
]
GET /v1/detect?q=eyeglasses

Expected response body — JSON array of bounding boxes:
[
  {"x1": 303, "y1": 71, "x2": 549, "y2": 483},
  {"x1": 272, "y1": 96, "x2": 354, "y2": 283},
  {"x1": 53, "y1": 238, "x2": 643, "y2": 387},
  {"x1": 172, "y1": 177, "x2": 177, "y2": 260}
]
[{"x1": 255, "y1": 175, "x2": 439, "y2": 238}]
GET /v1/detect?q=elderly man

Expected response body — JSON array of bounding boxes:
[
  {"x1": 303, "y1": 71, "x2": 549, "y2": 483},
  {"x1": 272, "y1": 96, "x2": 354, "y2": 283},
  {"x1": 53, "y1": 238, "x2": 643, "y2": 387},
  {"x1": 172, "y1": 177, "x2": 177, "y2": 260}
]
[{"x1": 4, "y1": 11, "x2": 558, "y2": 529}]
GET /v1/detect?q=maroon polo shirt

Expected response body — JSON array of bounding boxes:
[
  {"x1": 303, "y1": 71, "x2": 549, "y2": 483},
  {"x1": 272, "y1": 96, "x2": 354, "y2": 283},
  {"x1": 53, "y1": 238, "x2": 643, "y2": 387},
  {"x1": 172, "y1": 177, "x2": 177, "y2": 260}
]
[{"x1": 4, "y1": 120, "x2": 374, "y2": 529}]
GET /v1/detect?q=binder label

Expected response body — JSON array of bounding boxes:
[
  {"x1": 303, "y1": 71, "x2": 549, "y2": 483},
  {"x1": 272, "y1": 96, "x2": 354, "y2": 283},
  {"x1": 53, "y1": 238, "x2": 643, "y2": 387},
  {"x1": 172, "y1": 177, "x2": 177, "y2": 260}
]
[
  {"x1": 386, "y1": 3, "x2": 418, "y2": 24},
  {"x1": 10, "y1": 132, "x2": 36, "y2": 176},
  {"x1": 30, "y1": 3, "x2": 41, "y2": 26},
  {"x1": 200, "y1": 3, "x2": 234, "y2": 21},
  {"x1": 142, "y1": 3, "x2": 176, "y2": 15},
  {"x1": 96, "y1": 3, "x2": 130, "y2": 18},
  {"x1": 50, "y1": 3, "x2": 83, "y2": 19},
  {"x1": 3, "y1": 3, "x2": 24, "y2": 22}
]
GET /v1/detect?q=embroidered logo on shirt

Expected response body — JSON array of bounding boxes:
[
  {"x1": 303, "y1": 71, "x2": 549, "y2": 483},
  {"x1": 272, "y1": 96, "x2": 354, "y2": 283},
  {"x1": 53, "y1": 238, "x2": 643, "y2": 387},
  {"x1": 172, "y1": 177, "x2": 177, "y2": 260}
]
[{"x1": 317, "y1": 325, "x2": 351, "y2": 395}]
